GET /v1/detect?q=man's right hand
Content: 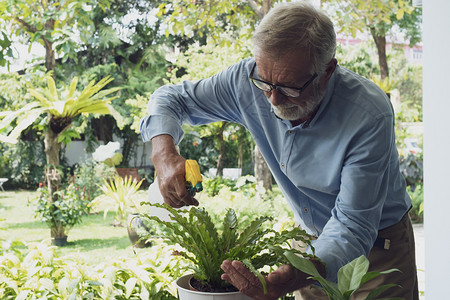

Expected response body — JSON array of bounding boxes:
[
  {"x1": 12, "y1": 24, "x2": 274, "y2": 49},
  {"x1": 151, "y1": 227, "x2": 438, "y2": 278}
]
[{"x1": 151, "y1": 134, "x2": 199, "y2": 208}]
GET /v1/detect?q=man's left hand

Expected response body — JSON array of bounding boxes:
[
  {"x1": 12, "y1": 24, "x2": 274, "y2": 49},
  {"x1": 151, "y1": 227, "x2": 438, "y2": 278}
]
[{"x1": 221, "y1": 260, "x2": 308, "y2": 300}]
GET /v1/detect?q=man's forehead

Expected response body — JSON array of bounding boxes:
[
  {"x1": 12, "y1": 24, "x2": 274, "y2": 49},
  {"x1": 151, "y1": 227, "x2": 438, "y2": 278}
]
[{"x1": 255, "y1": 54, "x2": 314, "y2": 85}]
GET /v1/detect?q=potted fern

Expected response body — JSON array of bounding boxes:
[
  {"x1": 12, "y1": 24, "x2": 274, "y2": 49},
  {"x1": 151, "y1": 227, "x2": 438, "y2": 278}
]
[{"x1": 141, "y1": 203, "x2": 315, "y2": 299}]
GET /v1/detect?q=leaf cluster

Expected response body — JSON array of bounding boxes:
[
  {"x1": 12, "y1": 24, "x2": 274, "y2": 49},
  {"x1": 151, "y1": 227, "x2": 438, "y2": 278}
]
[
  {"x1": 0, "y1": 74, "x2": 123, "y2": 145},
  {"x1": 31, "y1": 179, "x2": 90, "y2": 236},
  {"x1": 0, "y1": 240, "x2": 186, "y2": 299},
  {"x1": 285, "y1": 252, "x2": 401, "y2": 300},
  {"x1": 141, "y1": 203, "x2": 314, "y2": 290},
  {"x1": 90, "y1": 175, "x2": 144, "y2": 225}
]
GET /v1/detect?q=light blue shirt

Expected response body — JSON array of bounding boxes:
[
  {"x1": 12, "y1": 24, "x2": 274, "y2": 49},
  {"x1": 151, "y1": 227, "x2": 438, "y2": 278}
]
[{"x1": 140, "y1": 58, "x2": 411, "y2": 281}]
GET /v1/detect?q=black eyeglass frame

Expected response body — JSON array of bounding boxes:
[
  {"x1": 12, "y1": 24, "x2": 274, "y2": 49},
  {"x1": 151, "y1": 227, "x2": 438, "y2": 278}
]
[{"x1": 249, "y1": 62, "x2": 318, "y2": 98}]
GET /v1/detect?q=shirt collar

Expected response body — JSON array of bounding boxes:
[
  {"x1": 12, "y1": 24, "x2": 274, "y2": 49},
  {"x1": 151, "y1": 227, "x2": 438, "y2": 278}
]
[{"x1": 302, "y1": 65, "x2": 338, "y2": 129}]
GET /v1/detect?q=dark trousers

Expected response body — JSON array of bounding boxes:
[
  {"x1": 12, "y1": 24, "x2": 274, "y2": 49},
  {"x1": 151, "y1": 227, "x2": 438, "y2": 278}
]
[{"x1": 295, "y1": 213, "x2": 419, "y2": 299}]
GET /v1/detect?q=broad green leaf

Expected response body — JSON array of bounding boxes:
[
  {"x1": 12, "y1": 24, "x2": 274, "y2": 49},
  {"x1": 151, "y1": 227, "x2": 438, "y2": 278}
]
[
  {"x1": 29, "y1": 89, "x2": 50, "y2": 104},
  {"x1": 67, "y1": 77, "x2": 78, "y2": 98},
  {"x1": 46, "y1": 76, "x2": 59, "y2": 102},
  {"x1": 5, "y1": 109, "x2": 44, "y2": 143},
  {"x1": 360, "y1": 268, "x2": 400, "y2": 286},
  {"x1": 365, "y1": 284, "x2": 400, "y2": 300},
  {"x1": 284, "y1": 251, "x2": 321, "y2": 277},
  {"x1": 285, "y1": 251, "x2": 344, "y2": 300},
  {"x1": 337, "y1": 255, "x2": 369, "y2": 293},
  {"x1": 140, "y1": 286, "x2": 150, "y2": 299},
  {"x1": 39, "y1": 277, "x2": 55, "y2": 291},
  {"x1": 78, "y1": 103, "x2": 111, "y2": 115},
  {"x1": 15, "y1": 290, "x2": 29, "y2": 300},
  {"x1": 68, "y1": 278, "x2": 79, "y2": 292},
  {"x1": 63, "y1": 98, "x2": 77, "y2": 115},
  {"x1": 3, "y1": 277, "x2": 19, "y2": 294},
  {"x1": 221, "y1": 208, "x2": 238, "y2": 251},
  {"x1": 242, "y1": 258, "x2": 267, "y2": 294},
  {"x1": 58, "y1": 277, "x2": 70, "y2": 296},
  {"x1": 125, "y1": 277, "x2": 137, "y2": 298},
  {"x1": 53, "y1": 100, "x2": 66, "y2": 115}
]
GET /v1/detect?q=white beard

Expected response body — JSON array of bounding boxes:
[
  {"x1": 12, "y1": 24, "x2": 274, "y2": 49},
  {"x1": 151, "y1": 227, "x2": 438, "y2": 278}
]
[{"x1": 268, "y1": 84, "x2": 325, "y2": 122}]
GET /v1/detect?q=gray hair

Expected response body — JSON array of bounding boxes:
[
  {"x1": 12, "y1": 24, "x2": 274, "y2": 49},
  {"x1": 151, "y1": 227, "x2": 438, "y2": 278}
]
[{"x1": 253, "y1": 1, "x2": 336, "y2": 75}]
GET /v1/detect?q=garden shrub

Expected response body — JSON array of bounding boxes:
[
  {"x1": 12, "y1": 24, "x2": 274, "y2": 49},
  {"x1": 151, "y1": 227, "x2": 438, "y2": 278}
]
[
  {"x1": 200, "y1": 175, "x2": 293, "y2": 230},
  {"x1": 0, "y1": 240, "x2": 189, "y2": 299},
  {"x1": 0, "y1": 140, "x2": 46, "y2": 190},
  {"x1": 399, "y1": 152, "x2": 423, "y2": 188},
  {"x1": 30, "y1": 177, "x2": 91, "y2": 238},
  {"x1": 73, "y1": 158, "x2": 117, "y2": 202},
  {"x1": 408, "y1": 184, "x2": 424, "y2": 223}
]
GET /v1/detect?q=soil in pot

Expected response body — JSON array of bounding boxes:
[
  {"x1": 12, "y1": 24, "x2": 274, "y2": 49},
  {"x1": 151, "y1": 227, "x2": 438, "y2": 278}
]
[
  {"x1": 189, "y1": 276, "x2": 239, "y2": 293},
  {"x1": 177, "y1": 274, "x2": 252, "y2": 300}
]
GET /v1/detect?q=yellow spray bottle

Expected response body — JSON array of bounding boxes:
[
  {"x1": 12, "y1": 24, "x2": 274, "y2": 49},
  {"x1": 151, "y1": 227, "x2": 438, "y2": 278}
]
[{"x1": 147, "y1": 159, "x2": 203, "y2": 221}]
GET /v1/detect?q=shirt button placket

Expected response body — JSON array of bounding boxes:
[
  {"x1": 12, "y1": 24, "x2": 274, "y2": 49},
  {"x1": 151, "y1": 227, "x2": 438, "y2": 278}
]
[{"x1": 281, "y1": 129, "x2": 295, "y2": 175}]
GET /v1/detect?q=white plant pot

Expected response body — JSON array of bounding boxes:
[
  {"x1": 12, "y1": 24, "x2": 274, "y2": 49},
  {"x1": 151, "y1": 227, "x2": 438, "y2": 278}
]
[{"x1": 176, "y1": 274, "x2": 252, "y2": 300}]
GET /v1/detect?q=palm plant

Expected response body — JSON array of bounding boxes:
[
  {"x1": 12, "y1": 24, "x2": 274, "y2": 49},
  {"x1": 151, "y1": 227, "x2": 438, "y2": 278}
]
[
  {"x1": 0, "y1": 74, "x2": 123, "y2": 239},
  {"x1": 91, "y1": 175, "x2": 144, "y2": 226}
]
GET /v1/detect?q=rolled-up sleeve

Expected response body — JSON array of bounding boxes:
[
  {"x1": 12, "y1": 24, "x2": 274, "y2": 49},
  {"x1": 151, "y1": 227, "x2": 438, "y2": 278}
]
[
  {"x1": 310, "y1": 112, "x2": 394, "y2": 281},
  {"x1": 139, "y1": 59, "x2": 254, "y2": 144}
]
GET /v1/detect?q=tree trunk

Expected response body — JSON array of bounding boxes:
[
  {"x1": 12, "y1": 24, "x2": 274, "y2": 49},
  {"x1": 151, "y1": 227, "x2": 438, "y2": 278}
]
[
  {"x1": 44, "y1": 18, "x2": 56, "y2": 79},
  {"x1": 262, "y1": 0, "x2": 272, "y2": 16},
  {"x1": 44, "y1": 129, "x2": 61, "y2": 168},
  {"x1": 44, "y1": 127, "x2": 62, "y2": 237},
  {"x1": 254, "y1": 145, "x2": 272, "y2": 191},
  {"x1": 251, "y1": 0, "x2": 273, "y2": 191},
  {"x1": 216, "y1": 121, "x2": 227, "y2": 177},
  {"x1": 370, "y1": 27, "x2": 389, "y2": 80}
]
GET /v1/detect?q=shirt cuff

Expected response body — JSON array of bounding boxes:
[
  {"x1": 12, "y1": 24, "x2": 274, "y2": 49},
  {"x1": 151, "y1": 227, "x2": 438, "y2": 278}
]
[{"x1": 139, "y1": 115, "x2": 184, "y2": 144}]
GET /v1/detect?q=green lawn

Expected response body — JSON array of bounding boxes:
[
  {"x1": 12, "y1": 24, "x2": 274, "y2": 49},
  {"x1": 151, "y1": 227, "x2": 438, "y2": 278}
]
[
  {"x1": 0, "y1": 190, "x2": 149, "y2": 265},
  {"x1": 0, "y1": 184, "x2": 294, "y2": 267}
]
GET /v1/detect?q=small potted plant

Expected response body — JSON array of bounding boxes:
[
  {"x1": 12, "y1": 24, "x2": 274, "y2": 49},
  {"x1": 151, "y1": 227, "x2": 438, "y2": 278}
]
[
  {"x1": 90, "y1": 175, "x2": 150, "y2": 247},
  {"x1": 284, "y1": 252, "x2": 400, "y2": 300},
  {"x1": 31, "y1": 177, "x2": 89, "y2": 246},
  {"x1": 141, "y1": 203, "x2": 315, "y2": 299}
]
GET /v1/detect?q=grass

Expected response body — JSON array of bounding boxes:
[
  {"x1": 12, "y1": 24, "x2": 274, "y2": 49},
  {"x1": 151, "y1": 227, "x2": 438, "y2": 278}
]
[
  {"x1": 0, "y1": 190, "x2": 150, "y2": 265},
  {"x1": 0, "y1": 184, "x2": 295, "y2": 266}
]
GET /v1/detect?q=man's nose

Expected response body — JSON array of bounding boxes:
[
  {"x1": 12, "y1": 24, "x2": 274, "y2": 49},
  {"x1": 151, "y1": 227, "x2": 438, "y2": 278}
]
[{"x1": 266, "y1": 89, "x2": 286, "y2": 106}]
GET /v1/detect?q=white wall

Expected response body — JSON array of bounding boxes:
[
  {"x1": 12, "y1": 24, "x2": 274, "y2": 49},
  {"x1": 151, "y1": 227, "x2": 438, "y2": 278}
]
[{"x1": 423, "y1": 0, "x2": 450, "y2": 297}]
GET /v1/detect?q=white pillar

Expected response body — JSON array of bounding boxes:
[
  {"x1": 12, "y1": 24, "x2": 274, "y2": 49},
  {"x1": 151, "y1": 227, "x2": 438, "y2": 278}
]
[{"x1": 423, "y1": 0, "x2": 450, "y2": 297}]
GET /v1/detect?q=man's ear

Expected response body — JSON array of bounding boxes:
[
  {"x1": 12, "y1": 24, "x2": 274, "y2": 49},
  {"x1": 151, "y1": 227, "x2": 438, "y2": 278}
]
[{"x1": 320, "y1": 58, "x2": 337, "y2": 87}]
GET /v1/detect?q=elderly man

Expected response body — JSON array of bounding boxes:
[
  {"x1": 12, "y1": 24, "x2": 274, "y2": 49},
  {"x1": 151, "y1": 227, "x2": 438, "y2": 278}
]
[{"x1": 140, "y1": 1, "x2": 418, "y2": 299}]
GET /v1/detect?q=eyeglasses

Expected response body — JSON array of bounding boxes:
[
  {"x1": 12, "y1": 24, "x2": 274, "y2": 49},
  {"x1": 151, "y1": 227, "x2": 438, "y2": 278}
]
[{"x1": 249, "y1": 62, "x2": 317, "y2": 98}]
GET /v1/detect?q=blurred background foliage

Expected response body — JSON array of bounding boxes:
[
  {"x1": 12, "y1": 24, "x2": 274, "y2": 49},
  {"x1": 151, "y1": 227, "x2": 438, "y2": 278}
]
[{"x1": 0, "y1": 0, "x2": 422, "y2": 220}]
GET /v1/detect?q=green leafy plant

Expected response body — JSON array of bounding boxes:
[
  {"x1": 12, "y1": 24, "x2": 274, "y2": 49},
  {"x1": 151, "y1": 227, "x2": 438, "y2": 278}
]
[
  {"x1": 31, "y1": 178, "x2": 89, "y2": 240},
  {"x1": 408, "y1": 184, "x2": 424, "y2": 223},
  {"x1": 0, "y1": 73, "x2": 126, "y2": 244},
  {"x1": 73, "y1": 157, "x2": 117, "y2": 201},
  {"x1": 285, "y1": 252, "x2": 400, "y2": 300},
  {"x1": 141, "y1": 203, "x2": 314, "y2": 293},
  {"x1": 90, "y1": 175, "x2": 144, "y2": 226},
  {"x1": 0, "y1": 240, "x2": 187, "y2": 299}
]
